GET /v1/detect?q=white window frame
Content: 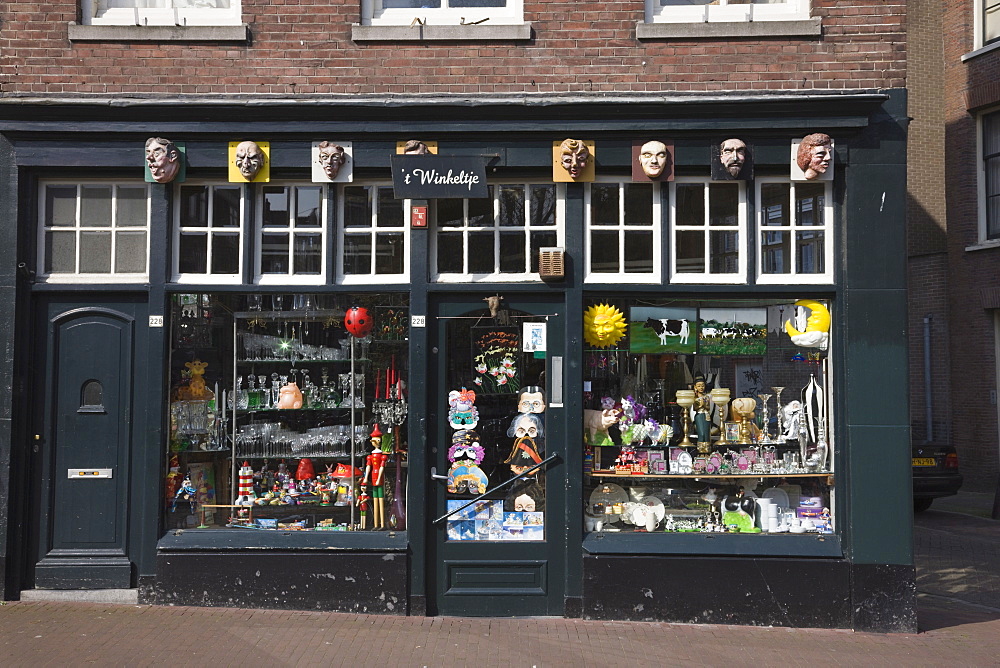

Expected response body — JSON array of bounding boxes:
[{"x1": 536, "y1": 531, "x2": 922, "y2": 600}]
[
  {"x1": 37, "y1": 180, "x2": 151, "y2": 284},
  {"x1": 669, "y1": 177, "x2": 747, "y2": 285},
  {"x1": 431, "y1": 181, "x2": 564, "y2": 283},
  {"x1": 979, "y1": 108, "x2": 1000, "y2": 243},
  {"x1": 337, "y1": 182, "x2": 411, "y2": 285},
  {"x1": 255, "y1": 183, "x2": 328, "y2": 286},
  {"x1": 361, "y1": 0, "x2": 523, "y2": 27},
  {"x1": 584, "y1": 178, "x2": 662, "y2": 284},
  {"x1": 755, "y1": 178, "x2": 834, "y2": 285},
  {"x1": 647, "y1": 0, "x2": 809, "y2": 25},
  {"x1": 82, "y1": 0, "x2": 242, "y2": 27},
  {"x1": 172, "y1": 181, "x2": 245, "y2": 284},
  {"x1": 977, "y1": 0, "x2": 1000, "y2": 49}
]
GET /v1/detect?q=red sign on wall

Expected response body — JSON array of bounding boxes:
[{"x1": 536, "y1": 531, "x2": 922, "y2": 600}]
[{"x1": 411, "y1": 202, "x2": 428, "y2": 228}]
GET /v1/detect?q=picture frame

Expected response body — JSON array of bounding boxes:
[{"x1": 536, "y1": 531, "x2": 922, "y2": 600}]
[{"x1": 725, "y1": 422, "x2": 741, "y2": 443}]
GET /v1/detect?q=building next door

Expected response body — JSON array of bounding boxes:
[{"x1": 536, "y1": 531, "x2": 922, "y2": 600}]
[
  {"x1": 427, "y1": 294, "x2": 566, "y2": 616},
  {"x1": 27, "y1": 296, "x2": 148, "y2": 589}
]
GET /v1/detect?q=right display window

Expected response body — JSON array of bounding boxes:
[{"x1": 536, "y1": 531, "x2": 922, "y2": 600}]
[{"x1": 583, "y1": 297, "x2": 834, "y2": 536}]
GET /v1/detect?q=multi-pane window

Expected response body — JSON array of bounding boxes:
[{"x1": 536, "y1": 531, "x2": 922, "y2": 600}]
[
  {"x1": 649, "y1": 0, "x2": 809, "y2": 24},
  {"x1": 586, "y1": 181, "x2": 660, "y2": 282},
  {"x1": 986, "y1": 0, "x2": 1000, "y2": 46},
  {"x1": 984, "y1": 111, "x2": 1000, "y2": 240},
  {"x1": 339, "y1": 184, "x2": 408, "y2": 283},
  {"x1": 173, "y1": 183, "x2": 244, "y2": 282},
  {"x1": 83, "y1": 0, "x2": 242, "y2": 26},
  {"x1": 256, "y1": 184, "x2": 326, "y2": 284},
  {"x1": 39, "y1": 182, "x2": 150, "y2": 281},
  {"x1": 433, "y1": 183, "x2": 560, "y2": 281},
  {"x1": 363, "y1": 0, "x2": 522, "y2": 26},
  {"x1": 670, "y1": 179, "x2": 746, "y2": 283},
  {"x1": 757, "y1": 179, "x2": 833, "y2": 283}
]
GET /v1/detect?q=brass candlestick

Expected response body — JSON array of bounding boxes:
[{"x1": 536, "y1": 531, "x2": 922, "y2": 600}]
[{"x1": 675, "y1": 390, "x2": 695, "y2": 447}]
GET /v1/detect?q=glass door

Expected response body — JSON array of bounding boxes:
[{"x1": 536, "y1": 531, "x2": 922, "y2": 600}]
[{"x1": 426, "y1": 294, "x2": 566, "y2": 616}]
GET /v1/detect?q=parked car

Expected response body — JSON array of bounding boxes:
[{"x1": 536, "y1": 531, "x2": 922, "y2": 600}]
[{"x1": 912, "y1": 444, "x2": 963, "y2": 512}]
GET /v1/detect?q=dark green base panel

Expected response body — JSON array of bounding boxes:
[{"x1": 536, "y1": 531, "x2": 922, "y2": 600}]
[
  {"x1": 583, "y1": 555, "x2": 853, "y2": 629},
  {"x1": 34, "y1": 557, "x2": 132, "y2": 589},
  {"x1": 850, "y1": 563, "x2": 917, "y2": 633},
  {"x1": 152, "y1": 552, "x2": 408, "y2": 614}
]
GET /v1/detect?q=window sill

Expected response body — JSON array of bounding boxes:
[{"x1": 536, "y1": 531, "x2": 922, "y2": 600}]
[
  {"x1": 68, "y1": 22, "x2": 250, "y2": 43},
  {"x1": 965, "y1": 239, "x2": 1000, "y2": 252},
  {"x1": 636, "y1": 18, "x2": 821, "y2": 40},
  {"x1": 351, "y1": 23, "x2": 532, "y2": 42},
  {"x1": 962, "y1": 40, "x2": 1000, "y2": 63}
]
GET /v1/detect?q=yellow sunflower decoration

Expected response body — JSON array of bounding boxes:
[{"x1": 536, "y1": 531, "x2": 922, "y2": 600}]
[{"x1": 584, "y1": 303, "x2": 627, "y2": 348}]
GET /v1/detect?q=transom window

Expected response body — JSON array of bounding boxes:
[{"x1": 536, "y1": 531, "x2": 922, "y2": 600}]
[
  {"x1": 585, "y1": 180, "x2": 661, "y2": 283},
  {"x1": 362, "y1": 0, "x2": 523, "y2": 26},
  {"x1": 649, "y1": 0, "x2": 809, "y2": 24},
  {"x1": 756, "y1": 179, "x2": 833, "y2": 284},
  {"x1": 173, "y1": 183, "x2": 244, "y2": 283},
  {"x1": 670, "y1": 178, "x2": 747, "y2": 284},
  {"x1": 38, "y1": 182, "x2": 150, "y2": 282},
  {"x1": 83, "y1": 0, "x2": 242, "y2": 26},
  {"x1": 983, "y1": 110, "x2": 1000, "y2": 241},
  {"x1": 339, "y1": 184, "x2": 409, "y2": 284},
  {"x1": 256, "y1": 184, "x2": 327, "y2": 285},
  {"x1": 432, "y1": 183, "x2": 562, "y2": 282}
]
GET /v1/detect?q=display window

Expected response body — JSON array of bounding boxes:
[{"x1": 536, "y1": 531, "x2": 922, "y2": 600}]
[
  {"x1": 165, "y1": 292, "x2": 409, "y2": 533},
  {"x1": 582, "y1": 296, "x2": 834, "y2": 536}
]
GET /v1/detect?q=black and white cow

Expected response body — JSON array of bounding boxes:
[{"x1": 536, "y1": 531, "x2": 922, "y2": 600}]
[{"x1": 644, "y1": 317, "x2": 690, "y2": 345}]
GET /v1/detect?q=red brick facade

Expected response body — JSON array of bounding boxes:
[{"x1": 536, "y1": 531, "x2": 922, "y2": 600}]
[
  {"x1": 0, "y1": 1, "x2": 905, "y2": 95},
  {"x1": 941, "y1": 0, "x2": 1000, "y2": 491}
]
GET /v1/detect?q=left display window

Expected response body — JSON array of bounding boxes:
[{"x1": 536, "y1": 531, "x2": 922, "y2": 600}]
[{"x1": 164, "y1": 292, "x2": 410, "y2": 533}]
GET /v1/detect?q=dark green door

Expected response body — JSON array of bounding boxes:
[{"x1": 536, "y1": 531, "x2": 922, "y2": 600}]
[
  {"x1": 427, "y1": 294, "x2": 566, "y2": 616},
  {"x1": 30, "y1": 298, "x2": 144, "y2": 589}
]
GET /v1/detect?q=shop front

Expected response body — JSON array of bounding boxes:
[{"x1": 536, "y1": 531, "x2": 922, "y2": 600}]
[{"x1": 2, "y1": 90, "x2": 915, "y2": 630}]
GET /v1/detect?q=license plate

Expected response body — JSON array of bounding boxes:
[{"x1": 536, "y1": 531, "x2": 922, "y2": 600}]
[{"x1": 912, "y1": 457, "x2": 936, "y2": 467}]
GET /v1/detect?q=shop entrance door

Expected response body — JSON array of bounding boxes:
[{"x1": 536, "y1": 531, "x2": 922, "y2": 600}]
[
  {"x1": 28, "y1": 297, "x2": 146, "y2": 589},
  {"x1": 427, "y1": 295, "x2": 566, "y2": 616}
]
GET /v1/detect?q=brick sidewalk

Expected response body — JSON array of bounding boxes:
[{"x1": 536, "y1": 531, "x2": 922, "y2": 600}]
[{"x1": 0, "y1": 596, "x2": 997, "y2": 667}]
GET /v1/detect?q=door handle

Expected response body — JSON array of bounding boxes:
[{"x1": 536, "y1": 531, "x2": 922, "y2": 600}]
[{"x1": 430, "y1": 466, "x2": 449, "y2": 481}]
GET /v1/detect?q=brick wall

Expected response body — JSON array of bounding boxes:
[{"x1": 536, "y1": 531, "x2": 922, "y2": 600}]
[
  {"x1": 942, "y1": 0, "x2": 1000, "y2": 490},
  {"x1": 0, "y1": 1, "x2": 906, "y2": 95}
]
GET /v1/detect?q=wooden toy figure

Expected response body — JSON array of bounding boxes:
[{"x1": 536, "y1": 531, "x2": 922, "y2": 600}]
[{"x1": 361, "y1": 424, "x2": 389, "y2": 529}]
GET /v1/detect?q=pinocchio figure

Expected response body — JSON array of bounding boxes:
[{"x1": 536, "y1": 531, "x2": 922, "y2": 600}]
[{"x1": 361, "y1": 423, "x2": 389, "y2": 529}]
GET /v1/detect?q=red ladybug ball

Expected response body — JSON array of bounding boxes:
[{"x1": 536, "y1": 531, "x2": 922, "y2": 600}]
[{"x1": 344, "y1": 306, "x2": 374, "y2": 337}]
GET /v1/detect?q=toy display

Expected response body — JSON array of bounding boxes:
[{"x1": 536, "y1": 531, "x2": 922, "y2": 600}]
[
  {"x1": 583, "y1": 297, "x2": 835, "y2": 537},
  {"x1": 165, "y1": 292, "x2": 409, "y2": 533}
]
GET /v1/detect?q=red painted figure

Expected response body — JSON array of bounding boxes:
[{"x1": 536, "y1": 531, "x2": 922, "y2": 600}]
[{"x1": 362, "y1": 424, "x2": 389, "y2": 529}]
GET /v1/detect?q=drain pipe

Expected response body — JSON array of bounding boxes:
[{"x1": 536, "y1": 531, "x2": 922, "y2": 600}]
[{"x1": 924, "y1": 314, "x2": 934, "y2": 444}]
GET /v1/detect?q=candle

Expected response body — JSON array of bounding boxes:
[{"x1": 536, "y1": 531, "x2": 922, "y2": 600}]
[
  {"x1": 385, "y1": 367, "x2": 391, "y2": 399},
  {"x1": 375, "y1": 369, "x2": 380, "y2": 400}
]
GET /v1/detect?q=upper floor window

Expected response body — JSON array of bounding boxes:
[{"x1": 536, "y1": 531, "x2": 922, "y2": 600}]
[
  {"x1": 649, "y1": 0, "x2": 809, "y2": 24},
  {"x1": 256, "y1": 184, "x2": 327, "y2": 285},
  {"x1": 83, "y1": 0, "x2": 242, "y2": 26},
  {"x1": 432, "y1": 183, "x2": 562, "y2": 282},
  {"x1": 361, "y1": 0, "x2": 523, "y2": 26},
  {"x1": 585, "y1": 180, "x2": 661, "y2": 283},
  {"x1": 670, "y1": 178, "x2": 747, "y2": 284},
  {"x1": 339, "y1": 184, "x2": 409, "y2": 284},
  {"x1": 173, "y1": 182, "x2": 244, "y2": 283},
  {"x1": 38, "y1": 182, "x2": 150, "y2": 283},
  {"x1": 756, "y1": 179, "x2": 833, "y2": 283},
  {"x1": 984, "y1": 0, "x2": 1000, "y2": 47},
  {"x1": 983, "y1": 110, "x2": 1000, "y2": 241}
]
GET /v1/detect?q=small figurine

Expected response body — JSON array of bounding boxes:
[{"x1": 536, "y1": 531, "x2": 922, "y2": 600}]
[
  {"x1": 277, "y1": 382, "x2": 303, "y2": 409},
  {"x1": 171, "y1": 473, "x2": 198, "y2": 513}
]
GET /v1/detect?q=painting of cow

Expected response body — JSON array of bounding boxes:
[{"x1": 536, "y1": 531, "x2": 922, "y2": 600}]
[
  {"x1": 628, "y1": 306, "x2": 698, "y2": 354},
  {"x1": 698, "y1": 307, "x2": 768, "y2": 355}
]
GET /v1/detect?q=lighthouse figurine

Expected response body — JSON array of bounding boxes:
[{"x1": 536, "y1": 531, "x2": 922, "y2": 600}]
[{"x1": 235, "y1": 461, "x2": 256, "y2": 506}]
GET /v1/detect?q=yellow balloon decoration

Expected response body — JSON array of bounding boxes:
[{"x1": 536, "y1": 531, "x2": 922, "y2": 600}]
[
  {"x1": 584, "y1": 303, "x2": 627, "y2": 348},
  {"x1": 784, "y1": 299, "x2": 831, "y2": 349}
]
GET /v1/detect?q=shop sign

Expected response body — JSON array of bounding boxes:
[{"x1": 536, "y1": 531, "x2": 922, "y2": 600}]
[{"x1": 391, "y1": 155, "x2": 489, "y2": 199}]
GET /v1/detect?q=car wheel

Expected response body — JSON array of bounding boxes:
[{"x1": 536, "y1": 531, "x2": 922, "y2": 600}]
[{"x1": 914, "y1": 498, "x2": 933, "y2": 513}]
